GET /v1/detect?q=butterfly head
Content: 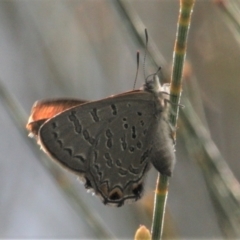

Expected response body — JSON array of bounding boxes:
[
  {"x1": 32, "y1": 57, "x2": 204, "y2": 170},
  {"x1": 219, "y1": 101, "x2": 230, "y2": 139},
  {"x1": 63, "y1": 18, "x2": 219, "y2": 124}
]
[{"x1": 144, "y1": 73, "x2": 169, "y2": 95}]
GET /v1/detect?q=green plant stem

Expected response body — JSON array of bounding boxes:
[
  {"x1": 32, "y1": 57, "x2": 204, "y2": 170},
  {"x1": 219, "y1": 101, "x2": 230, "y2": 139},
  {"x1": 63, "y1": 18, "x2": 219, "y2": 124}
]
[
  {"x1": 151, "y1": 174, "x2": 169, "y2": 240},
  {"x1": 151, "y1": 1, "x2": 195, "y2": 239},
  {"x1": 170, "y1": 0, "x2": 195, "y2": 125}
]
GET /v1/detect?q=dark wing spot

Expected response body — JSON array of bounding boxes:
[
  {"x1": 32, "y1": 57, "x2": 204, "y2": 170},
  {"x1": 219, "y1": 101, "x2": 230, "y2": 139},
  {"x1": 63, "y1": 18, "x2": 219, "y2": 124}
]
[
  {"x1": 52, "y1": 122, "x2": 57, "y2": 129},
  {"x1": 83, "y1": 129, "x2": 90, "y2": 140},
  {"x1": 136, "y1": 141, "x2": 142, "y2": 149},
  {"x1": 120, "y1": 137, "x2": 127, "y2": 150},
  {"x1": 118, "y1": 168, "x2": 128, "y2": 176},
  {"x1": 104, "y1": 153, "x2": 113, "y2": 167},
  {"x1": 109, "y1": 192, "x2": 121, "y2": 200},
  {"x1": 129, "y1": 165, "x2": 140, "y2": 175},
  {"x1": 111, "y1": 104, "x2": 117, "y2": 115},
  {"x1": 129, "y1": 146, "x2": 135, "y2": 153},
  {"x1": 74, "y1": 155, "x2": 85, "y2": 163},
  {"x1": 64, "y1": 148, "x2": 73, "y2": 156},
  {"x1": 88, "y1": 137, "x2": 95, "y2": 145},
  {"x1": 106, "y1": 139, "x2": 113, "y2": 149},
  {"x1": 69, "y1": 111, "x2": 82, "y2": 134},
  {"x1": 94, "y1": 164, "x2": 103, "y2": 179},
  {"x1": 84, "y1": 177, "x2": 93, "y2": 189},
  {"x1": 83, "y1": 130, "x2": 95, "y2": 145},
  {"x1": 52, "y1": 132, "x2": 58, "y2": 139},
  {"x1": 104, "y1": 152, "x2": 111, "y2": 160},
  {"x1": 57, "y1": 139, "x2": 63, "y2": 148},
  {"x1": 105, "y1": 129, "x2": 113, "y2": 138},
  {"x1": 90, "y1": 108, "x2": 100, "y2": 122},
  {"x1": 131, "y1": 126, "x2": 137, "y2": 139},
  {"x1": 93, "y1": 151, "x2": 98, "y2": 161},
  {"x1": 109, "y1": 189, "x2": 122, "y2": 201},
  {"x1": 116, "y1": 159, "x2": 121, "y2": 167},
  {"x1": 132, "y1": 183, "x2": 143, "y2": 199}
]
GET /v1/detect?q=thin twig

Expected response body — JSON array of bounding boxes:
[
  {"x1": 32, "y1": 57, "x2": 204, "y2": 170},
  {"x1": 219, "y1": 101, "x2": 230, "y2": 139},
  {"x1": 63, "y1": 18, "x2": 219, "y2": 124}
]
[{"x1": 151, "y1": 0, "x2": 196, "y2": 239}]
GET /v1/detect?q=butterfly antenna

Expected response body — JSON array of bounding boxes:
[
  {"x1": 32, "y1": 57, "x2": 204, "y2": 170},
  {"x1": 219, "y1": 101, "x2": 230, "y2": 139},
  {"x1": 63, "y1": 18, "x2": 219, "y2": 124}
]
[
  {"x1": 142, "y1": 29, "x2": 162, "y2": 85},
  {"x1": 133, "y1": 51, "x2": 140, "y2": 90},
  {"x1": 156, "y1": 66, "x2": 161, "y2": 75},
  {"x1": 143, "y1": 28, "x2": 148, "y2": 83},
  {"x1": 146, "y1": 66, "x2": 162, "y2": 82}
]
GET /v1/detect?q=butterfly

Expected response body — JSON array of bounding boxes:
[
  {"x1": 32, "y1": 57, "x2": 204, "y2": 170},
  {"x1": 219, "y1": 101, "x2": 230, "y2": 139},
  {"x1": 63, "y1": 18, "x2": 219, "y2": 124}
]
[{"x1": 26, "y1": 74, "x2": 175, "y2": 207}]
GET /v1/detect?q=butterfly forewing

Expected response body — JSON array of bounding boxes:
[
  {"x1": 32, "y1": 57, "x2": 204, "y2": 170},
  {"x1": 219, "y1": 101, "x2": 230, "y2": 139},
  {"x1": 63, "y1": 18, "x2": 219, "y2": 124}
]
[{"x1": 39, "y1": 91, "x2": 162, "y2": 206}]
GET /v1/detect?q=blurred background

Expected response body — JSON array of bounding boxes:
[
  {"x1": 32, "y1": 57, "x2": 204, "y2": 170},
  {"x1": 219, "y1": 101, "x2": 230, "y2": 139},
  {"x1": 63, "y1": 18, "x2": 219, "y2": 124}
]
[{"x1": 1, "y1": 0, "x2": 240, "y2": 239}]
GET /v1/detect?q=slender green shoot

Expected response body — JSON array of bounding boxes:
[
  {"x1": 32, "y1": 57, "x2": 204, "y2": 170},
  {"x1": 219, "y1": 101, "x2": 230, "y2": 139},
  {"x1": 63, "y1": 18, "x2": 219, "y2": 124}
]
[{"x1": 151, "y1": 1, "x2": 196, "y2": 239}]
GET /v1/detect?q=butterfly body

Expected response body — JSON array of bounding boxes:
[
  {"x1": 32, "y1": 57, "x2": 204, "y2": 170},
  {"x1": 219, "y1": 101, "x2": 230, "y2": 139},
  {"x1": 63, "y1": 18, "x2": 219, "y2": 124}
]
[{"x1": 27, "y1": 76, "x2": 175, "y2": 206}]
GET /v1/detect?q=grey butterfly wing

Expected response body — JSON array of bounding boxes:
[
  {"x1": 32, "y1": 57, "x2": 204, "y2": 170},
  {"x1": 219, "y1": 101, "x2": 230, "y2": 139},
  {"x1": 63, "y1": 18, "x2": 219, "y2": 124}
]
[
  {"x1": 85, "y1": 93, "x2": 159, "y2": 205},
  {"x1": 39, "y1": 91, "x2": 170, "y2": 206}
]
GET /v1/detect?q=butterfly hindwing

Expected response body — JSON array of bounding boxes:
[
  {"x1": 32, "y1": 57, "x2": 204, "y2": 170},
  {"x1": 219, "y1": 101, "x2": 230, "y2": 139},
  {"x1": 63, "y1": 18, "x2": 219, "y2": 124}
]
[{"x1": 39, "y1": 91, "x2": 163, "y2": 205}]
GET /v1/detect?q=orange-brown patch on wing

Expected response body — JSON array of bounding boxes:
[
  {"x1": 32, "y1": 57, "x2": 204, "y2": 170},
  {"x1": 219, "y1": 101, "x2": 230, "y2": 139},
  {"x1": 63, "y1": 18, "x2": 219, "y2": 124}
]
[{"x1": 26, "y1": 98, "x2": 87, "y2": 136}]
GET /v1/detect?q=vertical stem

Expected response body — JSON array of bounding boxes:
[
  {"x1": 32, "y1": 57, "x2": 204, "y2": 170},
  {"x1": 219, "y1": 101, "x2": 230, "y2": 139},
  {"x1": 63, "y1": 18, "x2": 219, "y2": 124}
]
[
  {"x1": 151, "y1": 0, "x2": 195, "y2": 239},
  {"x1": 169, "y1": 0, "x2": 196, "y2": 127},
  {"x1": 151, "y1": 174, "x2": 169, "y2": 240}
]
